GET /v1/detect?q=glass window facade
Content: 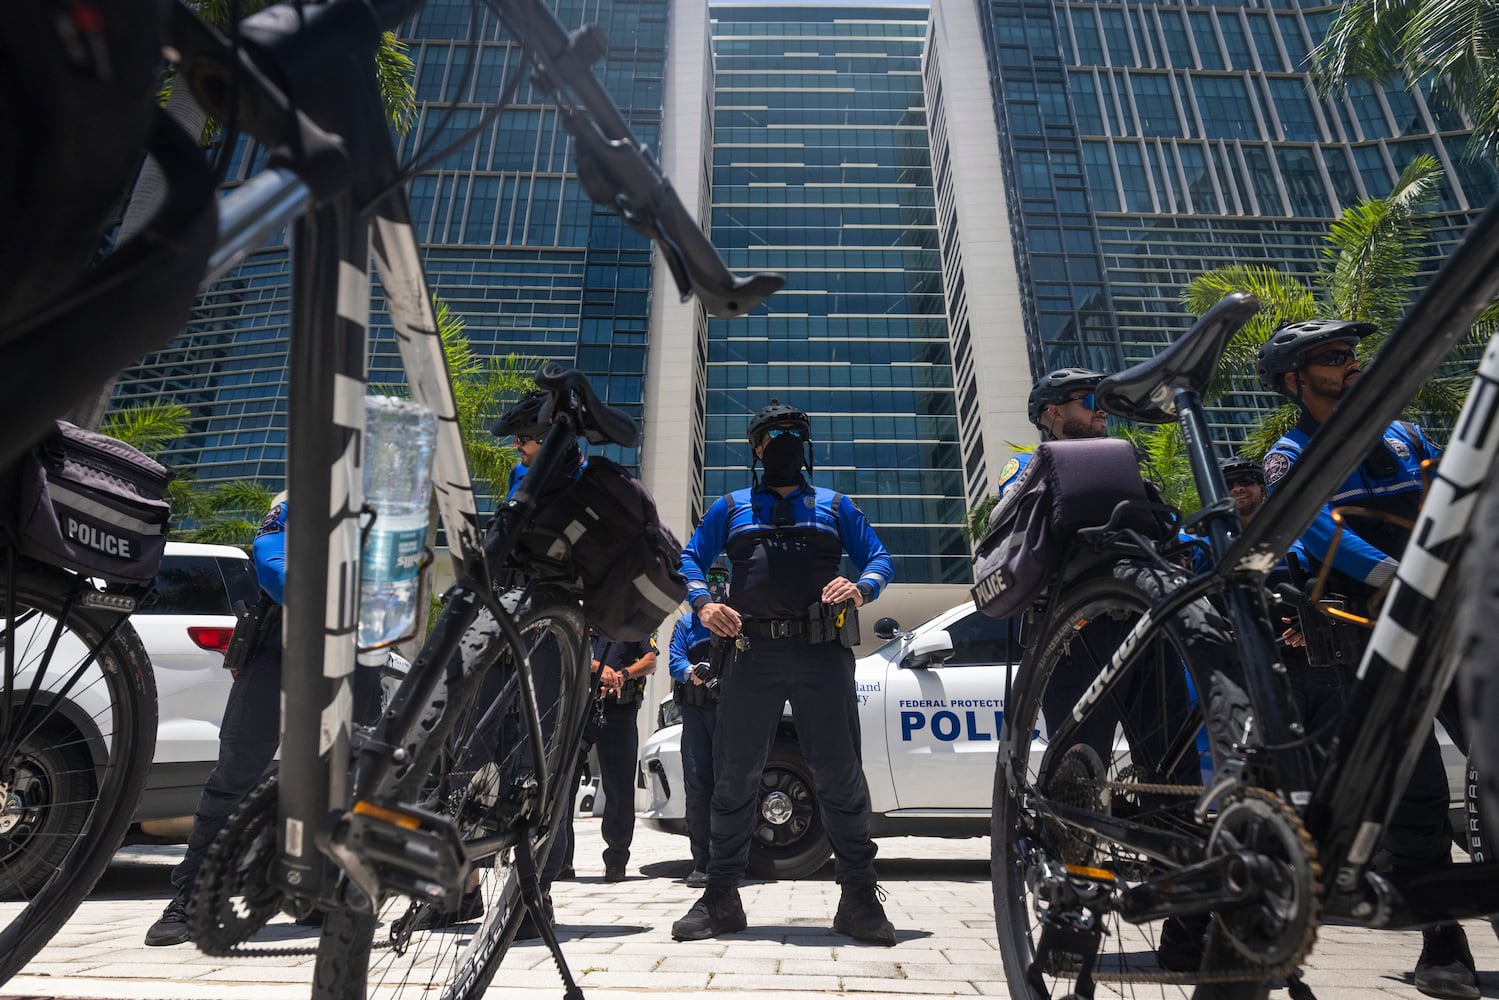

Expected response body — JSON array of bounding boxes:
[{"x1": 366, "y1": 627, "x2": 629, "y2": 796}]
[
  {"x1": 113, "y1": 0, "x2": 668, "y2": 501},
  {"x1": 707, "y1": 5, "x2": 967, "y2": 585},
  {"x1": 977, "y1": 0, "x2": 1485, "y2": 448}
]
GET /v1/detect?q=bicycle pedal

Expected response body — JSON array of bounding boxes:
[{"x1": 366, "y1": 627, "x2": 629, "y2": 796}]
[{"x1": 331, "y1": 800, "x2": 471, "y2": 908}]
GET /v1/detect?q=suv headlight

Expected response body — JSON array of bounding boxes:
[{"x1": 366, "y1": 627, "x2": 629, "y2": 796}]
[{"x1": 657, "y1": 698, "x2": 682, "y2": 731}]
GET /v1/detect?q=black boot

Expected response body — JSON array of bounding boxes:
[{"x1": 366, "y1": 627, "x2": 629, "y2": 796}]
[
  {"x1": 144, "y1": 893, "x2": 191, "y2": 947},
  {"x1": 671, "y1": 886, "x2": 746, "y2": 941},
  {"x1": 1414, "y1": 922, "x2": 1479, "y2": 1000},
  {"x1": 833, "y1": 883, "x2": 896, "y2": 946},
  {"x1": 1155, "y1": 913, "x2": 1210, "y2": 972}
]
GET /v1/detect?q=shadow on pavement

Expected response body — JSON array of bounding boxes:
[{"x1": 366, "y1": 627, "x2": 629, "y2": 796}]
[{"x1": 639, "y1": 855, "x2": 987, "y2": 883}]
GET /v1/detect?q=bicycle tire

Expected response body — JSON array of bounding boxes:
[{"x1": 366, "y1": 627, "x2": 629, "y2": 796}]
[
  {"x1": 312, "y1": 587, "x2": 590, "y2": 1000},
  {"x1": 0, "y1": 559, "x2": 156, "y2": 984},
  {"x1": 992, "y1": 562, "x2": 1225, "y2": 1000}
]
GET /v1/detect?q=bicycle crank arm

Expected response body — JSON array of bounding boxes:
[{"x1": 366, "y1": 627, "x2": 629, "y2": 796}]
[
  {"x1": 1328, "y1": 863, "x2": 1499, "y2": 928},
  {"x1": 1117, "y1": 850, "x2": 1275, "y2": 923},
  {"x1": 325, "y1": 799, "x2": 471, "y2": 912}
]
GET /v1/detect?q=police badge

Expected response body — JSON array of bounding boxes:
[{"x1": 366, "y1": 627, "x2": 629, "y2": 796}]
[{"x1": 1386, "y1": 436, "x2": 1411, "y2": 460}]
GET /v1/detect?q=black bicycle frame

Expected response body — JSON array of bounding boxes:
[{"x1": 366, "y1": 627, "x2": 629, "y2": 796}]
[{"x1": 1101, "y1": 195, "x2": 1499, "y2": 929}]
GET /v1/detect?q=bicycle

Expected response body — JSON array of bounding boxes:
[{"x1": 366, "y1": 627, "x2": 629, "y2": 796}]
[
  {"x1": 989, "y1": 194, "x2": 1499, "y2": 1000},
  {"x1": 0, "y1": 0, "x2": 781, "y2": 995}
]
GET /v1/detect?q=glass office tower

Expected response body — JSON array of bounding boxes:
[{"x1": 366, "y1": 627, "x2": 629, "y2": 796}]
[
  {"x1": 700, "y1": 3, "x2": 970, "y2": 586},
  {"x1": 112, "y1": 0, "x2": 668, "y2": 494},
  {"x1": 964, "y1": 0, "x2": 1499, "y2": 443}
]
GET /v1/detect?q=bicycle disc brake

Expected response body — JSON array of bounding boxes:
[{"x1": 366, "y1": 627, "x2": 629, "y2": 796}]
[{"x1": 190, "y1": 775, "x2": 298, "y2": 956}]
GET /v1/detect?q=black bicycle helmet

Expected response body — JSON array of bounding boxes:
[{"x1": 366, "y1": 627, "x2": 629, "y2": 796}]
[
  {"x1": 1219, "y1": 456, "x2": 1264, "y2": 484},
  {"x1": 745, "y1": 399, "x2": 811, "y2": 446},
  {"x1": 1026, "y1": 367, "x2": 1107, "y2": 427},
  {"x1": 1256, "y1": 319, "x2": 1374, "y2": 396},
  {"x1": 490, "y1": 388, "x2": 549, "y2": 438}
]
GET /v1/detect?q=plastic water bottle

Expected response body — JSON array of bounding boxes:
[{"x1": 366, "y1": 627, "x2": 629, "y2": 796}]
[{"x1": 358, "y1": 395, "x2": 437, "y2": 648}]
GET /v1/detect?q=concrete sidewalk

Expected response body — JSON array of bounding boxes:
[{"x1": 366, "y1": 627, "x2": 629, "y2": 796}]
[{"x1": 5, "y1": 818, "x2": 1499, "y2": 999}]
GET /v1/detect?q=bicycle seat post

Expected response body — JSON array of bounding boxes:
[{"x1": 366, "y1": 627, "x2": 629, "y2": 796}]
[{"x1": 1175, "y1": 386, "x2": 1239, "y2": 564}]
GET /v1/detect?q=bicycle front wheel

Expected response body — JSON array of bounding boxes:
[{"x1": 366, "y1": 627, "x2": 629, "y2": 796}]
[
  {"x1": 993, "y1": 562, "x2": 1226, "y2": 1000},
  {"x1": 315, "y1": 586, "x2": 590, "y2": 1000},
  {"x1": 0, "y1": 560, "x2": 156, "y2": 984}
]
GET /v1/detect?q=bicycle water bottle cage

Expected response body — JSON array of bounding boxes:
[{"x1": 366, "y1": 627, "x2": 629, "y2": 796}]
[{"x1": 1097, "y1": 293, "x2": 1261, "y2": 423}]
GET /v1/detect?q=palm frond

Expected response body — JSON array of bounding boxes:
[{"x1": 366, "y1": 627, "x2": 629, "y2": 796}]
[
  {"x1": 101, "y1": 401, "x2": 192, "y2": 456},
  {"x1": 1242, "y1": 405, "x2": 1302, "y2": 459}
]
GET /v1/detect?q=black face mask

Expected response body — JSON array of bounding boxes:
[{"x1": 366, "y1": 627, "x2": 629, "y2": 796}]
[{"x1": 759, "y1": 435, "x2": 805, "y2": 486}]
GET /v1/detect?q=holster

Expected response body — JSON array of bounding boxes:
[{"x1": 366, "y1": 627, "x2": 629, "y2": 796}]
[
  {"x1": 222, "y1": 591, "x2": 274, "y2": 673},
  {"x1": 806, "y1": 600, "x2": 859, "y2": 647}
]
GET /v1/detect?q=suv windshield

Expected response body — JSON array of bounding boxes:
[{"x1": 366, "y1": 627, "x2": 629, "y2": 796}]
[{"x1": 140, "y1": 554, "x2": 259, "y2": 615}]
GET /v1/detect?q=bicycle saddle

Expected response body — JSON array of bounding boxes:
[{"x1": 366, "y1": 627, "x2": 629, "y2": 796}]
[
  {"x1": 1097, "y1": 293, "x2": 1261, "y2": 424},
  {"x1": 535, "y1": 363, "x2": 638, "y2": 447}
]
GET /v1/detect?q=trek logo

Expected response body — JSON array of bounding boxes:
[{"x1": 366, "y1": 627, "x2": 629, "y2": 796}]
[{"x1": 65, "y1": 516, "x2": 136, "y2": 559}]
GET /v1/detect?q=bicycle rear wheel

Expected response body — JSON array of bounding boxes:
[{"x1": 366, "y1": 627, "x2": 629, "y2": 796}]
[
  {"x1": 993, "y1": 562, "x2": 1231, "y2": 999},
  {"x1": 314, "y1": 587, "x2": 589, "y2": 1000},
  {"x1": 0, "y1": 559, "x2": 156, "y2": 984}
]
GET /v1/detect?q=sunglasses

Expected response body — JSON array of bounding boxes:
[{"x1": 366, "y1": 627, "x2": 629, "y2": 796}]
[
  {"x1": 765, "y1": 426, "x2": 806, "y2": 441},
  {"x1": 1065, "y1": 392, "x2": 1100, "y2": 411},
  {"x1": 1302, "y1": 348, "x2": 1357, "y2": 368},
  {"x1": 514, "y1": 434, "x2": 537, "y2": 445},
  {"x1": 1225, "y1": 475, "x2": 1263, "y2": 489}
]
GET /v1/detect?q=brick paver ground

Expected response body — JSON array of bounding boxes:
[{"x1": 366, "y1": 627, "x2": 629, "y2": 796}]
[{"x1": 4, "y1": 818, "x2": 1497, "y2": 999}]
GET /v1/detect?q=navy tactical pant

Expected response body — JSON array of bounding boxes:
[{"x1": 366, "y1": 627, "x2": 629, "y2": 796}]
[
  {"x1": 171, "y1": 642, "x2": 282, "y2": 895},
  {"x1": 1291, "y1": 661, "x2": 1461, "y2": 872},
  {"x1": 707, "y1": 635, "x2": 876, "y2": 889},
  {"x1": 680, "y1": 701, "x2": 718, "y2": 871},
  {"x1": 594, "y1": 696, "x2": 641, "y2": 870}
]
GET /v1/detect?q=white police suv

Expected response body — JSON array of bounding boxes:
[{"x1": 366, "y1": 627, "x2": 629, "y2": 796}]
[{"x1": 638, "y1": 601, "x2": 1015, "y2": 879}]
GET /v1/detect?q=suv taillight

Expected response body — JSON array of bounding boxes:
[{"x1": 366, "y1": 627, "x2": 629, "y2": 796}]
[{"x1": 188, "y1": 626, "x2": 235, "y2": 654}]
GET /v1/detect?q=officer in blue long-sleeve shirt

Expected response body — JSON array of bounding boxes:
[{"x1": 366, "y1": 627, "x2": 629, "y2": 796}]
[
  {"x1": 666, "y1": 561, "x2": 730, "y2": 888},
  {"x1": 146, "y1": 493, "x2": 290, "y2": 946},
  {"x1": 1259, "y1": 319, "x2": 1477, "y2": 1000},
  {"x1": 670, "y1": 401, "x2": 897, "y2": 946}
]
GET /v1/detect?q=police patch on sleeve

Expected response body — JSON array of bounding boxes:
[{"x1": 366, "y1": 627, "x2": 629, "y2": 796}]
[
  {"x1": 1262, "y1": 451, "x2": 1291, "y2": 487},
  {"x1": 1386, "y1": 436, "x2": 1410, "y2": 460},
  {"x1": 257, "y1": 502, "x2": 287, "y2": 537},
  {"x1": 1000, "y1": 458, "x2": 1020, "y2": 484}
]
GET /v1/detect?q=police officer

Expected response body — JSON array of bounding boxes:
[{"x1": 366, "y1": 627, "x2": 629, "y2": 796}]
[
  {"x1": 670, "y1": 401, "x2": 897, "y2": 945},
  {"x1": 999, "y1": 367, "x2": 1109, "y2": 496},
  {"x1": 589, "y1": 631, "x2": 657, "y2": 881},
  {"x1": 1258, "y1": 319, "x2": 1476, "y2": 1000},
  {"x1": 666, "y1": 561, "x2": 730, "y2": 888},
  {"x1": 145, "y1": 493, "x2": 290, "y2": 946},
  {"x1": 1220, "y1": 455, "x2": 1267, "y2": 527}
]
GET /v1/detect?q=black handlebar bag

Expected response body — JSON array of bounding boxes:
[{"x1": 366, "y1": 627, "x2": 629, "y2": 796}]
[
  {"x1": 0, "y1": 420, "x2": 173, "y2": 585},
  {"x1": 971, "y1": 438, "x2": 1158, "y2": 620}
]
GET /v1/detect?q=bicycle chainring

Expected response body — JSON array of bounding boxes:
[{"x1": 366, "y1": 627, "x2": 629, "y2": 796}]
[
  {"x1": 1205, "y1": 787, "x2": 1321, "y2": 970},
  {"x1": 189, "y1": 775, "x2": 304, "y2": 957}
]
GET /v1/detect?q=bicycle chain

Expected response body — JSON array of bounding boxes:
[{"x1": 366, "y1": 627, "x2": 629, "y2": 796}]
[{"x1": 1041, "y1": 782, "x2": 1321, "y2": 986}]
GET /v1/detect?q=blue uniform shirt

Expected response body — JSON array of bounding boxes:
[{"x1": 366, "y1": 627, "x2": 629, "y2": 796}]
[
  {"x1": 668, "y1": 614, "x2": 715, "y2": 683},
  {"x1": 252, "y1": 500, "x2": 288, "y2": 605},
  {"x1": 680, "y1": 482, "x2": 894, "y2": 619},
  {"x1": 1263, "y1": 417, "x2": 1438, "y2": 590}
]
